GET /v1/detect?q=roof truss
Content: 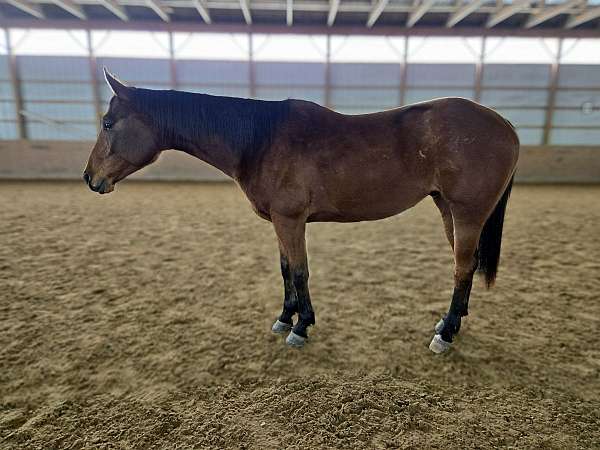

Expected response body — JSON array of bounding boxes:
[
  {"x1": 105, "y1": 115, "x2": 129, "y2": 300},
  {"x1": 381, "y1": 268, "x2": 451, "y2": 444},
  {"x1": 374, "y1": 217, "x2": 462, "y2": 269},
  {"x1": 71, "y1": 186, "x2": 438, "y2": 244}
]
[{"x1": 1, "y1": 0, "x2": 600, "y2": 30}]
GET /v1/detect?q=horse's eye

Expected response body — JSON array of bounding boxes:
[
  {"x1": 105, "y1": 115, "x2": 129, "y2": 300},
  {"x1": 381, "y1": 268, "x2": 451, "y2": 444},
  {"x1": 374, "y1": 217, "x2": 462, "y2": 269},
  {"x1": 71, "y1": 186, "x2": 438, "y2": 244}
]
[{"x1": 103, "y1": 120, "x2": 113, "y2": 130}]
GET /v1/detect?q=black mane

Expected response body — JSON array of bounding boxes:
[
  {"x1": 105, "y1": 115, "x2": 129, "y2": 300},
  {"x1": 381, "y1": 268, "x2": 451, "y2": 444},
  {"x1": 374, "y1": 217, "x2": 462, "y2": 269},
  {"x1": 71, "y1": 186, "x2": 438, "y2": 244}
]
[{"x1": 129, "y1": 88, "x2": 291, "y2": 157}]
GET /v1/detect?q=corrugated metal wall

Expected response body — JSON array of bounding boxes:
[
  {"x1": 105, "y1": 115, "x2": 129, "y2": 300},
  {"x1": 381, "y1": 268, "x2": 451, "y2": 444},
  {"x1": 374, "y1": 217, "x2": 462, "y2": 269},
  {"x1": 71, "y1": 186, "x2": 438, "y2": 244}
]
[{"x1": 1, "y1": 32, "x2": 599, "y2": 147}]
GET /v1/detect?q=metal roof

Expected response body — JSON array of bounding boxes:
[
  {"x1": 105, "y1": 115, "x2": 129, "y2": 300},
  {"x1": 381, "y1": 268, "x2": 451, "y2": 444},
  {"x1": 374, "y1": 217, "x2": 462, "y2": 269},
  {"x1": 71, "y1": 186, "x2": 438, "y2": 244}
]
[{"x1": 1, "y1": 0, "x2": 600, "y2": 32}]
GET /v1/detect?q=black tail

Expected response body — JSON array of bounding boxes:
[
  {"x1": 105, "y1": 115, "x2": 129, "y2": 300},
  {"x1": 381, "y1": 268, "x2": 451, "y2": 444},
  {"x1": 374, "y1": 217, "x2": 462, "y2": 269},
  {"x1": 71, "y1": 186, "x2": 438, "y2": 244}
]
[{"x1": 477, "y1": 175, "x2": 514, "y2": 288}]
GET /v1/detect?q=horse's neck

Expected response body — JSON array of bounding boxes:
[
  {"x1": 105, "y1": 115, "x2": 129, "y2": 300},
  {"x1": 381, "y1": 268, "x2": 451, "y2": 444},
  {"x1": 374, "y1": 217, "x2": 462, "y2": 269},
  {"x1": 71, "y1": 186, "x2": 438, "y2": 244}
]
[
  {"x1": 174, "y1": 137, "x2": 241, "y2": 180},
  {"x1": 149, "y1": 92, "x2": 288, "y2": 180}
]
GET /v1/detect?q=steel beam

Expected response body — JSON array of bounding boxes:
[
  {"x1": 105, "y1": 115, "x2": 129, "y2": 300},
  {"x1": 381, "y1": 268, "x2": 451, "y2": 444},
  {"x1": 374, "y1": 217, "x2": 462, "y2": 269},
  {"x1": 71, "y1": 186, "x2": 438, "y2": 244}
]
[
  {"x1": 240, "y1": 0, "x2": 252, "y2": 25},
  {"x1": 52, "y1": 0, "x2": 87, "y2": 20},
  {"x1": 286, "y1": 0, "x2": 293, "y2": 26},
  {"x1": 168, "y1": 30, "x2": 177, "y2": 89},
  {"x1": 248, "y1": 33, "x2": 255, "y2": 98},
  {"x1": 543, "y1": 38, "x2": 562, "y2": 145},
  {"x1": 565, "y1": 6, "x2": 600, "y2": 29},
  {"x1": 2, "y1": 19, "x2": 600, "y2": 39},
  {"x1": 327, "y1": 0, "x2": 340, "y2": 26},
  {"x1": 366, "y1": 0, "x2": 389, "y2": 28},
  {"x1": 399, "y1": 37, "x2": 408, "y2": 106},
  {"x1": 85, "y1": 29, "x2": 102, "y2": 133},
  {"x1": 407, "y1": 0, "x2": 437, "y2": 28},
  {"x1": 324, "y1": 34, "x2": 331, "y2": 108},
  {"x1": 4, "y1": 28, "x2": 26, "y2": 139},
  {"x1": 446, "y1": 0, "x2": 484, "y2": 28},
  {"x1": 145, "y1": 0, "x2": 170, "y2": 22},
  {"x1": 486, "y1": 0, "x2": 530, "y2": 28},
  {"x1": 192, "y1": 0, "x2": 211, "y2": 23},
  {"x1": 99, "y1": 0, "x2": 129, "y2": 21},
  {"x1": 526, "y1": 0, "x2": 582, "y2": 28},
  {"x1": 5, "y1": 0, "x2": 45, "y2": 19},
  {"x1": 474, "y1": 36, "x2": 485, "y2": 102}
]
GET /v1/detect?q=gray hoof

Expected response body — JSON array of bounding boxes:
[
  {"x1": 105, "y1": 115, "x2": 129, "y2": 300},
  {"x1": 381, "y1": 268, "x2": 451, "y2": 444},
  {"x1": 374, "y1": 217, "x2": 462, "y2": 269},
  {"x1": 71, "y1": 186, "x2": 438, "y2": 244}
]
[
  {"x1": 429, "y1": 334, "x2": 452, "y2": 354},
  {"x1": 272, "y1": 319, "x2": 292, "y2": 335},
  {"x1": 286, "y1": 331, "x2": 306, "y2": 348},
  {"x1": 434, "y1": 318, "x2": 445, "y2": 334}
]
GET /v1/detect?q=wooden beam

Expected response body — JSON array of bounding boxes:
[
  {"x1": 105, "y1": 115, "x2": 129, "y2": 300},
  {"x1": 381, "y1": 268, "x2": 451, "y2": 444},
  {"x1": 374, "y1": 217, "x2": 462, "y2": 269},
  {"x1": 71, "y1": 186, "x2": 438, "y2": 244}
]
[
  {"x1": 99, "y1": 0, "x2": 129, "y2": 21},
  {"x1": 6, "y1": 0, "x2": 45, "y2": 19},
  {"x1": 240, "y1": 0, "x2": 252, "y2": 25},
  {"x1": 52, "y1": 0, "x2": 87, "y2": 20},
  {"x1": 327, "y1": 0, "x2": 340, "y2": 27},
  {"x1": 486, "y1": 0, "x2": 530, "y2": 28},
  {"x1": 366, "y1": 0, "x2": 389, "y2": 28},
  {"x1": 525, "y1": 0, "x2": 582, "y2": 28},
  {"x1": 286, "y1": 0, "x2": 292, "y2": 26},
  {"x1": 145, "y1": 0, "x2": 170, "y2": 22},
  {"x1": 407, "y1": 0, "x2": 437, "y2": 28},
  {"x1": 446, "y1": 0, "x2": 484, "y2": 28},
  {"x1": 191, "y1": 0, "x2": 211, "y2": 23},
  {"x1": 565, "y1": 6, "x2": 600, "y2": 29}
]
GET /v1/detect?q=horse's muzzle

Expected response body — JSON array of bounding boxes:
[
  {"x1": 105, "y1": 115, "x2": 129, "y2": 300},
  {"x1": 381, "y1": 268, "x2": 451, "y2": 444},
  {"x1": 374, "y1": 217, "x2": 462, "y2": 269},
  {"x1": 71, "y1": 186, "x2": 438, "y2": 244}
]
[{"x1": 83, "y1": 171, "x2": 111, "y2": 194}]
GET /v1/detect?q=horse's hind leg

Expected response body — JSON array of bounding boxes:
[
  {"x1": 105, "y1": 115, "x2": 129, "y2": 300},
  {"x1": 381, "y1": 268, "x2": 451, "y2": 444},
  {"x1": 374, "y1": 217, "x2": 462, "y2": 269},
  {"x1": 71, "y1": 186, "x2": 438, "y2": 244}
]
[
  {"x1": 431, "y1": 193, "x2": 455, "y2": 334},
  {"x1": 432, "y1": 193, "x2": 454, "y2": 250},
  {"x1": 429, "y1": 212, "x2": 483, "y2": 353}
]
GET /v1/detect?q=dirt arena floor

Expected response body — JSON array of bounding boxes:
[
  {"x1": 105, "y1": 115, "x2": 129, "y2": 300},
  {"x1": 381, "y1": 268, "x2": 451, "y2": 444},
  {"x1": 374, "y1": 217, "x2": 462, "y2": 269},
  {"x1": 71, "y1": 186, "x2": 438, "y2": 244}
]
[{"x1": 1, "y1": 181, "x2": 599, "y2": 449}]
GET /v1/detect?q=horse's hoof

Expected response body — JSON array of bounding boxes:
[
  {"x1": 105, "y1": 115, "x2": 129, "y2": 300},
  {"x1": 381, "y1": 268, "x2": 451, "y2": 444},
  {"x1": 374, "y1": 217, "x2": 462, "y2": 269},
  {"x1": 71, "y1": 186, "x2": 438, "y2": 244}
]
[
  {"x1": 429, "y1": 334, "x2": 452, "y2": 354},
  {"x1": 272, "y1": 319, "x2": 292, "y2": 335},
  {"x1": 434, "y1": 318, "x2": 445, "y2": 334},
  {"x1": 286, "y1": 331, "x2": 306, "y2": 348}
]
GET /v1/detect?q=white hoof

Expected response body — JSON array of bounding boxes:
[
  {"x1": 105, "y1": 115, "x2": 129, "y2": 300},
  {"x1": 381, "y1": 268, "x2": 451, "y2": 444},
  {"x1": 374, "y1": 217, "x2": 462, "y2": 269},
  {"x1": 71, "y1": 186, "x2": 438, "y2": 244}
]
[
  {"x1": 272, "y1": 319, "x2": 292, "y2": 335},
  {"x1": 429, "y1": 334, "x2": 452, "y2": 354},
  {"x1": 286, "y1": 331, "x2": 306, "y2": 348},
  {"x1": 434, "y1": 318, "x2": 445, "y2": 334}
]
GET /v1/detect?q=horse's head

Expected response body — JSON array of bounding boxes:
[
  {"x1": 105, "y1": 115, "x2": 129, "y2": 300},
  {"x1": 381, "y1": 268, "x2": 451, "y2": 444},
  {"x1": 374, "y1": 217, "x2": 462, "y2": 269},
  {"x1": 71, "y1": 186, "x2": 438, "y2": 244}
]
[{"x1": 83, "y1": 69, "x2": 162, "y2": 194}]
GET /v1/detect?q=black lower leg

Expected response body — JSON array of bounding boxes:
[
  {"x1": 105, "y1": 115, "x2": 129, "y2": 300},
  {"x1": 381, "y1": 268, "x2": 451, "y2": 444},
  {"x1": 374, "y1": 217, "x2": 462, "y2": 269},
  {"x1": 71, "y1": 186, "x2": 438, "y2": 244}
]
[
  {"x1": 279, "y1": 254, "x2": 298, "y2": 324},
  {"x1": 441, "y1": 279, "x2": 473, "y2": 343},
  {"x1": 291, "y1": 266, "x2": 315, "y2": 338}
]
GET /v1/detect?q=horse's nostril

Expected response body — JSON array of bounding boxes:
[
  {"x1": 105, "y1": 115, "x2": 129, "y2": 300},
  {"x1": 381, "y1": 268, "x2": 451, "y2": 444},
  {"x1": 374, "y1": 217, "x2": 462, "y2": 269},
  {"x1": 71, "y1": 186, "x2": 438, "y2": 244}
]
[{"x1": 83, "y1": 172, "x2": 91, "y2": 185}]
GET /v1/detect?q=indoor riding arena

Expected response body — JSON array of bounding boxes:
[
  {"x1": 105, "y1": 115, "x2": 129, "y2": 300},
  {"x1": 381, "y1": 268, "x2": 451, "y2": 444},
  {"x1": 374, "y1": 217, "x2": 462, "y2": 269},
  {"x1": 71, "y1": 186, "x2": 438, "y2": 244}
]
[{"x1": 1, "y1": 1, "x2": 599, "y2": 449}]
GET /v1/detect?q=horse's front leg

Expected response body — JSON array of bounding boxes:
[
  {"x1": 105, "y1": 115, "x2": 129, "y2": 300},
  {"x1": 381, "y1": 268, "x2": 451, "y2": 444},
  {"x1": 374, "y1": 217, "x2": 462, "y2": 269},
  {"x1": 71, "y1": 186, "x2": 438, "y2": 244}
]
[
  {"x1": 271, "y1": 248, "x2": 298, "y2": 334},
  {"x1": 271, "y1": 212, "x2": 314, "y2": 348}
]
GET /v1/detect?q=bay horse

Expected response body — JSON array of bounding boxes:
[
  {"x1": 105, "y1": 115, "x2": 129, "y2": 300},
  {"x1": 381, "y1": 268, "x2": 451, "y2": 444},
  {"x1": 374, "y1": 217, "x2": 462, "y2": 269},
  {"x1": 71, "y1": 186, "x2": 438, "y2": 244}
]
[{"x1": 84, "y1": 69, "x2": 519, "y2": 353}]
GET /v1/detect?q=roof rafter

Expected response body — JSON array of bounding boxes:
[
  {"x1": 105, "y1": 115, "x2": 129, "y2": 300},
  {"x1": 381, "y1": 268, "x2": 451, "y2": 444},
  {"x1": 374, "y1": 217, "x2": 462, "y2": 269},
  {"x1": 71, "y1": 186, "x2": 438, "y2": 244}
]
[
  {"x1": 366, "y1": 0, "x2": 389, "y2": 28},
  {"x1": 526, "y1": 0, "x2": 582, "y2": 28},
  {"x1": 446, "y1": 0, "x2": 484, "y2": 28},
  {"x1": 51, "y1": 0, "x2": 86, "y2": 20},
  {"x1": 486, "y1": 0, "x2": 530, "y2": 28},
  {"x1": 99, "y1": 0, "x2": 128, "y2": 21},
  {"x1": 565, "y1": 6, "x2": 600, "y2": 29},
  {"x1": 407, "y1": 0, "x2": 437, "y2": 28},
  {"x1": 327, "y1": 0, "x2": 340, "y2": 26},
  {"x1": 145, "y1": 0, "x2": 169, "y2": 22},
  {"x1": 239, "y1": 0, "x2": 252, "y2": 25},
  {"x1": 6, "y1": 0, "x2": 45, "y2": 19},
  {"x1": 191, "y1": 0, "x2": 211, "y2": 23}
]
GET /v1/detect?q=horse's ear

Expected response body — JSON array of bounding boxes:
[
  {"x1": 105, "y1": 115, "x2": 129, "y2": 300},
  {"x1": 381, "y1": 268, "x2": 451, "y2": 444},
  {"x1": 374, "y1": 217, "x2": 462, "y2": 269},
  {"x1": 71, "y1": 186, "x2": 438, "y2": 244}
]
[{"x1": 104, "y1": 68, "x2": 132, "y2": 100}]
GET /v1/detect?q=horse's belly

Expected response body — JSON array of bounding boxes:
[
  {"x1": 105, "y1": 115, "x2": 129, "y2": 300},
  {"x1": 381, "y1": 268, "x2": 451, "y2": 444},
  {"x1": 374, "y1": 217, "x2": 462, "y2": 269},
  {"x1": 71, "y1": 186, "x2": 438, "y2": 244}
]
[{"x1": 308, "y1": 180, "x2": 428, "y2": 223}]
